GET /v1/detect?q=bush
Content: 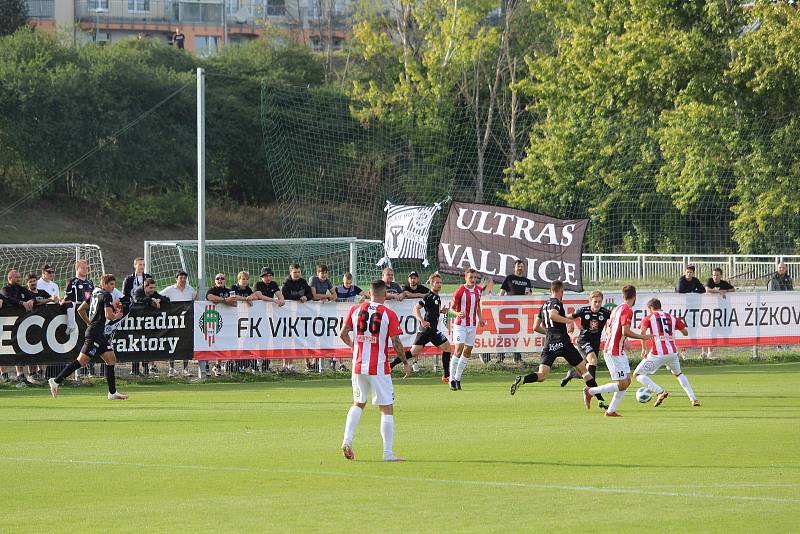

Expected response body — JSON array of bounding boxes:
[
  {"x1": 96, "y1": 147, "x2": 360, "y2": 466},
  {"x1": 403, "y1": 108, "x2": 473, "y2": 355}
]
[{"x1": 118, "y1": 191, "x2": 195, "y2": 227}]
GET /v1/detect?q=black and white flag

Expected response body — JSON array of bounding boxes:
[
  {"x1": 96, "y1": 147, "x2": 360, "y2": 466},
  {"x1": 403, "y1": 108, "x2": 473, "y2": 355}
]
[{"x1": 378, "y1": 201, "x2": 441, "y2": 267}]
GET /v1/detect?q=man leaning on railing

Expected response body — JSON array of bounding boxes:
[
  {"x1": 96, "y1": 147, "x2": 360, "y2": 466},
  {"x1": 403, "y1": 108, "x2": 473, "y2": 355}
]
[{"x1": 767, "y1": 262, "x2": 793, "y2": 291}]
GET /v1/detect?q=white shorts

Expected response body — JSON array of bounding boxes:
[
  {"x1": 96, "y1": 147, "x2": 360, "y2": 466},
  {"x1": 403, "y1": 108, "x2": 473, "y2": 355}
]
[
  {"x1": 605, "y1": 354, "x2": 631, "y2": 381},
  {"x1": 452, "y1": 324, "x2": 477, "y2": 347},
  {"x1": 634, "y1": 353, "x2": 682, "y2": 376},
  {"x1": 352, "y1": 374, "x2": 394, "y2": 406}
]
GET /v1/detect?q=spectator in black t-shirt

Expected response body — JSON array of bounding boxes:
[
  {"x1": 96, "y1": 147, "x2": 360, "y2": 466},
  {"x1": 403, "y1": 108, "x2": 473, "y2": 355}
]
[
  {"x1": 402, "y1": 271, "x2": 429, "y2": 298},
  {"x1": 381, "y1": 267, "x2": 405, "y2": 300},
  {"x1": 132, "y1": 278, "x2": 170, "y2": 310},
  {"x1": 281, "y1": 264, "x2": 312, "y2": 302},
  {"x1": 677, "y1": 265, "x2": 706, "y2": 294},
  {"x1": 206, "y1": 273, "x2": 237, "y2": 306},
  {"x1": 25, "y1": 272, "x2": 58, "y2": 306},
  {"x1": 172, "y1": 28, "x2": 185, "y2": 49},
  {"x1": 705, "y1": 268, "x2": 735, "y2": 298},
  {"x1": 122, "y1": 257, "x2": 154, "y2": 375},
  {"x1": 499, "y1": 260, "x2": 532, "y2": 362},
  {"x1": 1, "y1": 269, "x2": 34, "y2": 313},
  {"x1": 230, "y1": 271, "x2": 257, "y2": 306},
  {"x1": 334, "y1": 273, "x2": 367, "y2": 302},
  {"x1": 254, "y1": 267, "x2": 285, "y2": 306}
]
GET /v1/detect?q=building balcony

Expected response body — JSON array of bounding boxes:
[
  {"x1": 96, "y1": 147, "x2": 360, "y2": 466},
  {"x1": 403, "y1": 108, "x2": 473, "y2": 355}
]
[
  {"x1": 73, "y1": 0, "x2": 286, "y2": 27},
  {"x1": 27, "y1": 0, "x2": 55, "y2": 18}
]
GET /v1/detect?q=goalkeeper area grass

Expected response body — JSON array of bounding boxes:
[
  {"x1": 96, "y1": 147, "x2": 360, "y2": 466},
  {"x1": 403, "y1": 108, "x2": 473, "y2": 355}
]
[{"x1": 1, "y1": 363, "x2": 798, "y2": 533}]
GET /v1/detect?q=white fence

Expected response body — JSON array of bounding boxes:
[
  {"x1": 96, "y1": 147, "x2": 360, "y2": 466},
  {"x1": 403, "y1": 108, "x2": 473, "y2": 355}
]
[{"x1": 581, "y1": 254, "x2": 799, "y2": 286}]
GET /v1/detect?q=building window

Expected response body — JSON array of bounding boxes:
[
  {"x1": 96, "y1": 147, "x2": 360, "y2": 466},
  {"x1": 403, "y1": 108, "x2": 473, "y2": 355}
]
[
  {"x1": 266, "y1": 0, "x2": 285, "y2": 16},
  {"x1": 88, "y1": 0, "x2": 109, "y2": 11},
  {"x1": 195, "y1": 35, "x2": 220, "y2": 57},
  {"x1": 227, "y1": 0, "x2": 240, "y2": 15},
  {"x1": 128, "y1": 0, "x2": 150, "y2": 12}
]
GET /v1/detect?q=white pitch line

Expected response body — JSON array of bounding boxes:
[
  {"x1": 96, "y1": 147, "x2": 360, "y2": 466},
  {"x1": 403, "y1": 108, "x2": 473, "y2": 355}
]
[{"x1": 0, "y1": 456, "x2": 796, "y2": 505}]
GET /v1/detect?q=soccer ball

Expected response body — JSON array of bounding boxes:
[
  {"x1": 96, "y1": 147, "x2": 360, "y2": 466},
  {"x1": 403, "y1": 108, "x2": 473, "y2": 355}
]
[{"x1": 636, "y1": 387, "x2": 654, "y2": 403}]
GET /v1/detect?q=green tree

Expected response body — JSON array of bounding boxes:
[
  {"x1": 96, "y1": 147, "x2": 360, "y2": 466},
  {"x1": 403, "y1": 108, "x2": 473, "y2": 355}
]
[{"x1": 0, "y1": 0, "x2": 28, "y2": 37}]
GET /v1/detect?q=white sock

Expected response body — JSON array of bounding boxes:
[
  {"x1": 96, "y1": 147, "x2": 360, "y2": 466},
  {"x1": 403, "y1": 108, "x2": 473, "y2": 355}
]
[
  {"x1": 677, "y1": 374, "x2": 696, "y2": 401},
  {"x1": 454, "y1": 355, "x2": 469, "y2": 381},
  {"x1": 449, "y1": 355, "x2": 458, "y2": 381},
  {"x1": 342, "y1": 405, "x2": 362, "y2": 446},
  {"x1": 66, "y1": 304, "x2": 77, "y2": 332},
  {"x1": 380, "y1": 414, "x2": 394, "y2": 459},
  {"x1": 607, "y1": 390, "x2": 627, "y2": 413},
  {"x1": 636, "y1": 374, "x2": 664, "y2": 394},
  {"x1": 589, "y1": 382, "x2": 619, "y2": 396}
]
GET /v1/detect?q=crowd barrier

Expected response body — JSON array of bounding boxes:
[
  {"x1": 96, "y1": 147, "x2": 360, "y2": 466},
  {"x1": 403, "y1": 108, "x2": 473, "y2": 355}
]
[{"x1": 2, "y1": 292, "x2": 799, "y2": 366}]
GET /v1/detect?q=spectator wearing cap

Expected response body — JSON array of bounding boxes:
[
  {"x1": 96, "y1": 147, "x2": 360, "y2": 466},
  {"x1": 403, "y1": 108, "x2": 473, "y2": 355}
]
[
  {"x1": 677, "y1": 265, "x2": 706, "y2": 294},
  {"x1": 381, "y1": 267, "x2": 405, "y2": 300},
  {"x1": 161, "y1": 271, "x2": 196, "y2": 377},
  {"x1": 37, "y1": 264, "x2": 60, "y2": 301},
  {"x1": 403, "y1": 271, "x2": 429, "y2": 298},
  {"x1": 254, "y1": 267, "x2": 285, "y2": 307},
  {"x1": 309, "y1": 264, "x2": 336, "y2": 302},
  {"x1": 334, "y1": 273, "x2": 367, "y2": 302},
  {"x1": 768, "y1": 262, "x2": 794, "y2": 291}
]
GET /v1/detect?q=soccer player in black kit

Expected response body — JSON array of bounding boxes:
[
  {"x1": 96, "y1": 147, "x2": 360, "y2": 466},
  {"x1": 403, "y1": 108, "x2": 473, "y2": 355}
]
[
  {"x1": 49, "y1": 274, "x2": 128, "y2": 400},
  {"x1": 559, "y1": 290, "x2": 610, "y2": 409},
  {"x1": 510, "y1": 280, "x2": 603, "y2": 410}
]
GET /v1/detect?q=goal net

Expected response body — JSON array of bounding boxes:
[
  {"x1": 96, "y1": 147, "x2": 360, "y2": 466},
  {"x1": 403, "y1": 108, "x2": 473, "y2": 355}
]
[
  {"x1": 145, "y1": 238, "x2": 385, "y2": 289},
  {"x1": 0, "y1": 243, "x2": 106, "y2": 296}
]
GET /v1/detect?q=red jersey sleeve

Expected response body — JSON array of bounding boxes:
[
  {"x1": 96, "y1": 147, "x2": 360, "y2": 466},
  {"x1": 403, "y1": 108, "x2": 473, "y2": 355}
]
[
  {"x1": 620, "y1": 306, "x2": 633, "y2": 327},
  {"x1": 674, "y1": 315, "x2": 687, "y2": 331},
  {"x1": 638, "y1": 314, "x2": 649, "y2": 332},
  {"x1": 387, "y1": 309, "x2": 402, "y2": 337},
  {"x1": 451, "y1": 286, "x2": 464, "y2": 310},
  {"x1": 344, "y1": 304, "x2": 358, "y2": 329}
]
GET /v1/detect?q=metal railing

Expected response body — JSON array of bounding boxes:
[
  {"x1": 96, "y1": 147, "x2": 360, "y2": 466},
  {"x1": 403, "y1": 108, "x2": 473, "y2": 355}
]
[
  {"x1": 69, "y1": 0, "x2": 300, "y2": 25},
  {"x1": 581, "y1": 254, "x2": 799, "y2": 286},
  {"x1": 26, "y1": 0, "x2": 55, "y2": 18}
]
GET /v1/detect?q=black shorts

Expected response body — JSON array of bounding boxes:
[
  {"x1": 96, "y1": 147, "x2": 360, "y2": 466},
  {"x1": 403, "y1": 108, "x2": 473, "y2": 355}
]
[
  {"x1": 412, "y1": 329, "x2": 448, "y2": 348},
  {"x1": 540, "y1": 339, "x2": 583, "y2": 368},
  {"x1": 80, "y1": 335, "x2": 113, "y2": 358},
  {"x1": 577, "y1": 340, "x2": 601, "y2": 358}
]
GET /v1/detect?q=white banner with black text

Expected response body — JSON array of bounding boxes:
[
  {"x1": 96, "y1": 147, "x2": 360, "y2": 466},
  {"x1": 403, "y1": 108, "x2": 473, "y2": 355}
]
[{"x1": 193, "y1": 291, "x2": 800, "y2": 360}]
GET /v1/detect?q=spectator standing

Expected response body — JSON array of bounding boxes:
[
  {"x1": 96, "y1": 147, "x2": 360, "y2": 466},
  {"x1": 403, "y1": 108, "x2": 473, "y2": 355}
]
[
  {"x1": 500, "y1": 260, "x2": 533, "y2": 363},
  {"x1": 767, "y1": 262, "x2": 794, "y2": 291},
  {"x1": 705, "y1": 267, "x2": 735, "y2": 297},
  {"x1": 37, "y1": 264, "x2": 60, "y2": 301},
  {"x1": 122, "y1": 257, "x2": 155, "y2": 376},
  {"x1": 281, "y1": 264, "x2": 313, "y2": 302},
  {"x1": 676, "y1": 265, "x2": 706, "y2": 294},
  {"x1": 309, "y1": 264, "x2": 336, "y2": 302},
  {"x1": 281, "y1": 264, "x2": 313, "y2": 371},
  {"x1": 206, "y1": 272, "x2": 237, "y2": 376},
  {"x1": 381, "y1": 268, "x2": 405, "y2": 300},
  {"x1": 230, "y1": 271, "x2": 258, "y2": 372},
  {"x1": 172, "y1": 27, "x2": 185, "y2": 49},
  {"x1": 402, "y1": 271, "x2": 429, "y2": 299},
  {"x1": 1, "y1": 270, "x2": 38, "y2": 387},
  {"x1": 254, "y1": 267, "x2": 285, "y2": 306},
  {"x1": 161, "y1": 270, "x2": 196, "y2": 376},
  {"x1": 132, "y1": 278, "x2": 170, "y2": 310},
  {"x1": 253, "y1": 267, "x2": 284, "y2": 371},
  {"x1": 335, "y1": 273, "x2": 367, "y2": 302}
]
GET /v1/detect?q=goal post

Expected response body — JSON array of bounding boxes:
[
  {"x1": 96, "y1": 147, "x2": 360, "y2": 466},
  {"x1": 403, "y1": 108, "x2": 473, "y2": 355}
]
[
  {"x1": 0, "y1": 243, "x2": 105, "y2": 294},
  {"x1": 144, "y1": 238, "x2": 385, "y2": 289}
]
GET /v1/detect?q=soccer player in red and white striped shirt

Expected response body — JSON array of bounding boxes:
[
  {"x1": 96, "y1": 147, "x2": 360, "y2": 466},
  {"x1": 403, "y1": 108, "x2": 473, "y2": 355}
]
[
  {"x1": 339, "y1": 280, "x2": 410, "y2": 462},
  {"x1": 634, "y1": 298, "x2": 700, "y2": 407},
  {"x1": 448, "y1": 269, "x2": 489, "y2": 391},
  {"x1": 585, "y1": 285, "x2": 652, "y2": 417}
]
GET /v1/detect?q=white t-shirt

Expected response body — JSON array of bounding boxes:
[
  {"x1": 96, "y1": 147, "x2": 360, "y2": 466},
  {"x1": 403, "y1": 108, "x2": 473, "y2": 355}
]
[
  {"x1": 111, "y1": 287, "x2": 124, "y2": 304},
  {"x1": 37, "y1": 278, "x2": 60, "y2": 299},
  {"x1": 161, "y1": 284, "x2": 197, "y2": 302}
]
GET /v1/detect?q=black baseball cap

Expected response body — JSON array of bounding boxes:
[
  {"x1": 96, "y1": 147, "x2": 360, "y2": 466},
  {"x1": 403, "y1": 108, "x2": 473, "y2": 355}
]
[
  {"x1": 408, "y1": 271, "x2": 419, "y2": 278},
  {"x1": 42, "y1": 264, "x2": 55, "y2": 273},
  {"x1": 176, "y1": 270, "x2": 188, "y2": 278},
  {"x1": 260, "y1": 267, "x2": 274, "y2": 276}
]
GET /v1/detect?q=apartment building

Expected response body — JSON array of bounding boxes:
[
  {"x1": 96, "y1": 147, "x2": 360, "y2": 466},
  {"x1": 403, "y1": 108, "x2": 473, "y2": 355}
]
[{"x1": 25, "y1": 0, "x2": 355, "y2": 55}]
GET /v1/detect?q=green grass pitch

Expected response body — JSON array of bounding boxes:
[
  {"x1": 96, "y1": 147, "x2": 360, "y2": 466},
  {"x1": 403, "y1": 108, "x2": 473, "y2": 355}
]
[{"x1": 1, "y1": 363, "x2": 798, "y2": 533}]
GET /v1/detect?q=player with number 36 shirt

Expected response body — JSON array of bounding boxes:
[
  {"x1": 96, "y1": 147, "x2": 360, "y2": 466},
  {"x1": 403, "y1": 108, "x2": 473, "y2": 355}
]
[{"x1": 339, "y1": 280, "x2": 409, "y2": 462}]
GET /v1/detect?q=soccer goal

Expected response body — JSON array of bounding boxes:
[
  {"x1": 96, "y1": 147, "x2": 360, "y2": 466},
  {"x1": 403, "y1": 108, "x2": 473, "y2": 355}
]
[
  {"x1": 144, "y1": 238, "x2": 385, "y2": 289},
  {"x1": 0, "y1": 243, "x2": 106, "y2": 290}
]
